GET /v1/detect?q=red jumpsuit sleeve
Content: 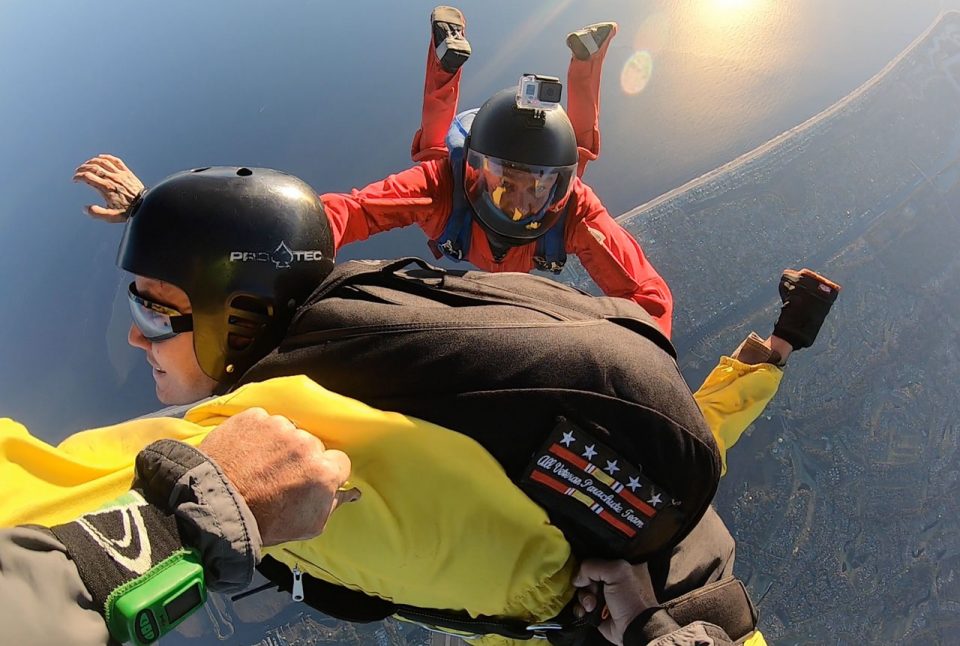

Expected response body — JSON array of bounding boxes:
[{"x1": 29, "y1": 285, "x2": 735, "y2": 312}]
[
  {"x1": 320, "y1": 160, "x2": 453, "y2": 249},
  {"x1": 566, "y1": 181, "x2": 674, "y2": 338}
]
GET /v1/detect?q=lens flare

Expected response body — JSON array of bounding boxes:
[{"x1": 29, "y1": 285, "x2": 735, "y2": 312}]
[{"x1": 621, "y1": 51, "x2": 654, "y2": 95}]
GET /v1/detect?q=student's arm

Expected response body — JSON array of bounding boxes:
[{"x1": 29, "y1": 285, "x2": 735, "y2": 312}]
[
  {"x1": 693, "y1": 341, "x2": 785, "y2": 476},
  {"x1": 566, "y1": 180, "x2": 674, "y2": 338},
  {"x1": 694, "y1": 269, "x2": 840, "y2": 474}
]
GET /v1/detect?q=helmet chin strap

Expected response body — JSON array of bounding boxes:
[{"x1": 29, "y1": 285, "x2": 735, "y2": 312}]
[{"x1": 484, "y1": 229, "x2": 514, "y2": 262}]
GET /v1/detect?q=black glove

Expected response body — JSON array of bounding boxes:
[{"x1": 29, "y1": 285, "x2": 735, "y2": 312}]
[{"x1": 772, "y1": 269, "x2": 841, "y2": 350}]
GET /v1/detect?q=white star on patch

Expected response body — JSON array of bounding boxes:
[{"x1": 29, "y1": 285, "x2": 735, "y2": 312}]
[
  {"x1": 627, "y1": 476, "x2": 641, "y2": 492},
  {"x1": 560, "y1": 431, "x2": 576, "y2": 447},
  {"x1": 605, "y1": 460, "x2": 620, "y2": 475},
  {"x1": 582, "y1": 444, "x2": 598, "y2": 460},
  {"x1": 647, "y1": 492, "x2": 663, "y2": 507}
]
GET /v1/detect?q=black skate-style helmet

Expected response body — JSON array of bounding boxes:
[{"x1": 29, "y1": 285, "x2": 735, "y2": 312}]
[
  {"x1": 118, "y1": 166, "x2": 335, "y2": 384},
  {"x1": 464, "y1": 88, "x2": 578, "y2": 244}
]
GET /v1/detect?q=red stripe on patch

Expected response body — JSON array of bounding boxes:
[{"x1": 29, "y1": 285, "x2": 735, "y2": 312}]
[
  {"x1": 599, "y1": 510, "x2": 637, "y2": 537},
  {"x1": 549, "y1": 444, "x2": 589, "y2": 470},
  {"x1": 619, "y1": 489, "x2": 656, "y2": 517},
  {"x1": 530, "y1": 470, "x2": 571, "y2": 495}
]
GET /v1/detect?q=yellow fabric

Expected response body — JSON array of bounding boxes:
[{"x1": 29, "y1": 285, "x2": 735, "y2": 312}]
[
  {"x1": 744, "y1": 631, "x2": 768, "y2": 645},
  {"x1": 693, "y1": 357, "x2": 783, "y2": 475},
  {"x1": 0, "y1": 375, "x2": 574, "y2": 627}
]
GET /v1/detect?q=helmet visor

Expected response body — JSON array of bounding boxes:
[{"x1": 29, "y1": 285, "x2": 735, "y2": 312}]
[
  {"x1": 128, "y1": 282, "x2": 194, "y2": 342},
  {"x1": 465, "y1": 150, "x2": 576, "y2": 236}
]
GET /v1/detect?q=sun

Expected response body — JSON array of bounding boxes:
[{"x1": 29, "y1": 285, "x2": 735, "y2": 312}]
[{"x1": 710, "y1": 0, "x2": 759, "y2": 10}]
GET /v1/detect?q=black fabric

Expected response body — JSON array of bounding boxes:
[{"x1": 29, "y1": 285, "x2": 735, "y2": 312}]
[
  {"x1": 772, "y1": 269, "x2": 839, "y2": 350},
  {"x1": 242, "y1": 258, "x2": 718, "y2": 559},
  {"x1": 50, "y1": 493, "x2": 183, "y2": 616},
  {"x1": 49, "y1": 439, "x2": 242, "y2": 616},
  {"x1": 239, "y1": 257, "x2": 721, "y2": 634}
]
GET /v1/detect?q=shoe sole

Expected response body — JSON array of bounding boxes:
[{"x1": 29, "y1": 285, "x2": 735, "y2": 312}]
[
  {"x1": 431, "y1": 5, "x2": 465, "y2": 28},
  {"x1": 566, "y1": 22, "x2": 618, "y2": 61}
]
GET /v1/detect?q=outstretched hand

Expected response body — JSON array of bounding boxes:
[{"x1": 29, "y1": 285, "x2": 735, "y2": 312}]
[
  {"x1": 73, "y1": 153, "x2": 145, "y2": 223},
  {"x1": 199, "y1": 407, "x2": 360, "y2": 546}
]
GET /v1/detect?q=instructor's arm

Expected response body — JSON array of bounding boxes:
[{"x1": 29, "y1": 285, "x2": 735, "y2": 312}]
[{"x1": 0, "y1": 409, "x2": 356, "y2": 645}]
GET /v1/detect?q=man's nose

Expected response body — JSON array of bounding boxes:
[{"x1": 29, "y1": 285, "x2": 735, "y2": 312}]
[{"x1": 128, "y1": 323, "x2": 150, "y2": 351}]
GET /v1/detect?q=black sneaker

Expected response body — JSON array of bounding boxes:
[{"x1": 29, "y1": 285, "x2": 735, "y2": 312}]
[
  {"x1": 432, "y1": 6, "x2": 471, "y2": 73},
  {"x1": 772, "y1": 269, "x2": 841, "y2": 350},
  {"x1": 566, "y1": 22, "x2": 618, "y2": 61}
]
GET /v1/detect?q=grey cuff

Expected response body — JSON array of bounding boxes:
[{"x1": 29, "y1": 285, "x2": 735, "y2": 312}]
[
  {"x1": 642, "y1": 621, "x2": 734, "y2": 646},
  {"x1": 731, "y1": 332, "x2": 783, "y2": 366},
  {"x1": 623, "y1": 607, "x2": 681, "y2": 644},
  {"x1": 135, "y1": 440, "x2": 262, "y2": 592}
]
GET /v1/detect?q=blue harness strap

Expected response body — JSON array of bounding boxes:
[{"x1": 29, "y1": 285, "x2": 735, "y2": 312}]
[
  {"x1": 428, "y1": 109, "x2": 478, "y2": 262},
  {"x1": 430, "y1": 109, "x2": 568, "y2": 273},
  {"x1": 533, "y1": 212, "x2": 568, "y2": 274}
]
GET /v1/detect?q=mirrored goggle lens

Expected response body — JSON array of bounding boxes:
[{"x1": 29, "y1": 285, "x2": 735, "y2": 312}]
[{"x1": 127, "y1": 283, "x2": 193, "y2": 342}]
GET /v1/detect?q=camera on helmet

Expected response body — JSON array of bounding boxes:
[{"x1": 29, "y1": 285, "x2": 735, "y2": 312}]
[{"x1": 516, "y1": 74, "x2": 562, "y2": 111}]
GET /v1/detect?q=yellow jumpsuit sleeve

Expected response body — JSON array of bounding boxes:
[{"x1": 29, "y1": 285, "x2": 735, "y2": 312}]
[
  {"x1": 692, "y1": 357, "x2": 783, "y2": 475},
  {"x1": 1, "y1": 376, "x2": 574, "y2": 630}
]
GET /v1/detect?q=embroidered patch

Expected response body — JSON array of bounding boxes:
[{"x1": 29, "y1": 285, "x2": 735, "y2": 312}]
[{"x1": 522, "y1": 418, "x2": 683, "y2": 555}]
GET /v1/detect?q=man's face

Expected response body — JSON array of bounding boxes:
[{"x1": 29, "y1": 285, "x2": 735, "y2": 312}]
[
  {"x1": 484, "y1": 165, "x2": 558, "y2": 221},
  {"x1": 127, "y1": 276, "x2": 219, "y2": 405}
]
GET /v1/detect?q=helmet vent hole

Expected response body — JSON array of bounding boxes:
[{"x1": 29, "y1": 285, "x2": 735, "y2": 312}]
[
  {"x1": 236, "y1": 167, "x2": 253, "y2": 177},
  {"x1": 230, "y1": 295, "x2": 271, "y2": 316},
  {"x1": 191, "y1": 167, "x2": 210, "y2": 173}
]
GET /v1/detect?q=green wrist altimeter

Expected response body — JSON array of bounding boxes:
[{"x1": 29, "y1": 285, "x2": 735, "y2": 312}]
[{"x1": 106, "y1": 549, "x2": 207, "y2": 645}]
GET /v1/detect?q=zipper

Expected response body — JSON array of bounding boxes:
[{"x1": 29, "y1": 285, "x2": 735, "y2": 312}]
[
  {"x1": 281, "y1": 547, "x2": 351, "y2": 598},
  {"x1": 291, "y1": 565, "x2": 304, "y2": 602}
]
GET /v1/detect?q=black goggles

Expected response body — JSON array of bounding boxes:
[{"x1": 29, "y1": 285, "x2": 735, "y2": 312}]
[{"x1": 127, "y1": 282, "x2": 194, "y2": 342}]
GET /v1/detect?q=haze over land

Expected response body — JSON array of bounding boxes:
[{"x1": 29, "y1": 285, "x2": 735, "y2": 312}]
[{"x1": 562, "y1": 12, "x2": 960, "y2": 642}]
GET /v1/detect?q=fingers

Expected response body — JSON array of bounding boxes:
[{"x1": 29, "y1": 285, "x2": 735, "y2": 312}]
[
  {"x1": 86, "y1": 204, "x2": 127, "y2": 223},
  {"x1": 73, "y1": 170, "x2": 114, "y2": 191},
  {"x1": 201, "y1": 408, "x2": 360, "y2": 544},
  {"x1": 573, "y1": 558, "x2": 632, "y2": 587},
  {"x1": 577, "y1": 588, "x2": 598, "y2": 613},
  {"x1": 74, "y1": 154, "x2": 127, "y2": 176},
  {"x1": 97, "y1": 153, "x2": 130, "y2": 172},
  {"x1": 319, "y1": 448, "x2": 351, "y2": 480}
]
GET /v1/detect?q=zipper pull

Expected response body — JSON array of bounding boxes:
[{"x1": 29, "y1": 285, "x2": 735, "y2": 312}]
[{"x1": 291, "y1": 565, "x2": 304, "y2": 602}]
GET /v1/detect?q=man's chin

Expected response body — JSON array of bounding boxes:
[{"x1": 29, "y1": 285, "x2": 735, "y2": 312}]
[
  {"x1": 154, "y1": 375, "x2": 187, "y2": 406},
  {"x1": 154, "y1": 376, "x2": 215, "y2": 406},
  {"x1": 154, "y1": 382, "x2": 178, "y2": 405}
]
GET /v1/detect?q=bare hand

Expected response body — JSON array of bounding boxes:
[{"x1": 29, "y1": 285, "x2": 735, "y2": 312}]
[
  {"x1": 572, "y1": 560, "x2": 659, "y2": 645},
  {"x1": 199, "y1": 408, "x2": 360, "y2": 546},
  {"x1": 72, "y1": 153, "x2": 145, "y2": 223}
]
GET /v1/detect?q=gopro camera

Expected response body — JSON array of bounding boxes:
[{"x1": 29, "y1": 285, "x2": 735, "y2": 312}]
[{"x1": 516, "y1": 74, "x2": 562, "y2": 111}]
